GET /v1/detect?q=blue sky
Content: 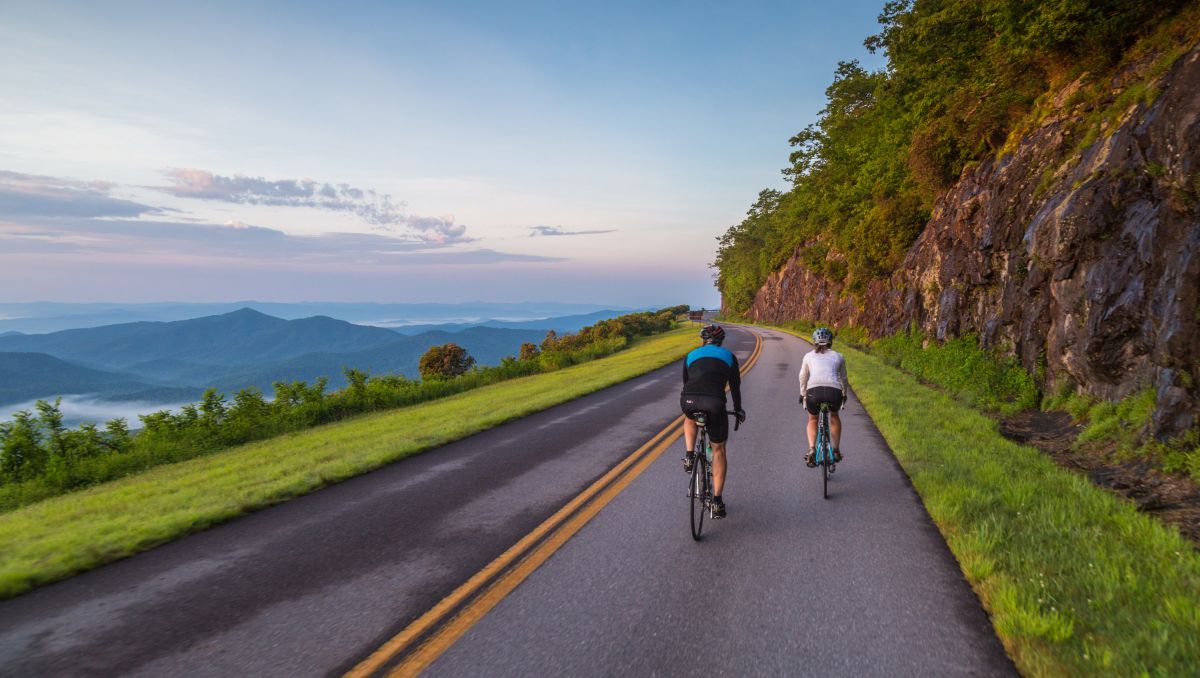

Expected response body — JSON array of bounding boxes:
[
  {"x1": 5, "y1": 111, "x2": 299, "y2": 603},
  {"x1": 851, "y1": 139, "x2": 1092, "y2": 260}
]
[{"x1": 0, "y1": 1, "x2": 886, "y2": 308}]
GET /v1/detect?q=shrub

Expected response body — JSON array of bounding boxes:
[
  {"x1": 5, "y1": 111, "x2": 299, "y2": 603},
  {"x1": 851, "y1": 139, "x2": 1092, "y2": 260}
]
[
  {"x1": 518, "y1": 342, "x2": 540, "y2": 361},
  {"x1": 418, "y1": 343, "x2": 476, "y2": 381},
  {"x1": 870, "y1": 330, "x2": 1040, "y2": 415}
]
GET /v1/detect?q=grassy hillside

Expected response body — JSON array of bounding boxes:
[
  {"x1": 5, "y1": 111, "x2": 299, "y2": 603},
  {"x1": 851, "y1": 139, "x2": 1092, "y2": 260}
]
[{"x1": 0, "y1": 328, "x2": 696, "y2": 599}]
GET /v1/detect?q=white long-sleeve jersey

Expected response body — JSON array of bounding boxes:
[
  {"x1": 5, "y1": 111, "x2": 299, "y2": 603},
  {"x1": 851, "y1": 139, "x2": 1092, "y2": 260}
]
[{"x1": 798, "y1": 348, "x2": 847, "y2": 397}]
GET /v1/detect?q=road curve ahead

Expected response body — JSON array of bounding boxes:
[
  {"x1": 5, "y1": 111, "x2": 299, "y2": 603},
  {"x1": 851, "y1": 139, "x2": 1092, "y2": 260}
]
[{"x1": 418, "y1": 326, "x2": 1016, "y2": 677}]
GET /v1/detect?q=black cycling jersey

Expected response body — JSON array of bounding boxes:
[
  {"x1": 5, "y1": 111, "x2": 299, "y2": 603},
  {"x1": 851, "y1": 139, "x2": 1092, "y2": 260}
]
[{"x1": 681, "y1": 344, "x2": 742, "y2": 412}]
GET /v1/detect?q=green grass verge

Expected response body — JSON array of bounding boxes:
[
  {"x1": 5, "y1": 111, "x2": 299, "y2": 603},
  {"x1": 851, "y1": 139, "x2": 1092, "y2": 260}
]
[
  {"x1": 0, "y1": 328, "x2": 696, "y2": 599},
  {"x1": 749, "y1": 316, "x2": 1200, "y2": 485},
  {"x1": 764, "y1": 324, "x2": 1200, "y2": 676},
  {"x1": 737, "y1": 317, "x2": 1040, "y2": 416},
  {"x1": 870, "y1": 330, "x2": 1040, "y2": 416}
]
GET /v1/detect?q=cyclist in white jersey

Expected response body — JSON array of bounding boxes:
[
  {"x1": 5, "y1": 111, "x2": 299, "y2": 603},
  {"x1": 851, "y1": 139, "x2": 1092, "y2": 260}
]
[{"x1": 798, "y1": 327, "x2": 848, "y2": 467}]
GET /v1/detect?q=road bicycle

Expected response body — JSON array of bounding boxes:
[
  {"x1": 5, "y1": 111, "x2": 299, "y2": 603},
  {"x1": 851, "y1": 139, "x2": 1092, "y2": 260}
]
[
  {"x1": 686, "y1": 411, "x2": 739, "y2": 540},
  {"x1": 813, "y1": 402, "x2": 837, "y2": 499}
]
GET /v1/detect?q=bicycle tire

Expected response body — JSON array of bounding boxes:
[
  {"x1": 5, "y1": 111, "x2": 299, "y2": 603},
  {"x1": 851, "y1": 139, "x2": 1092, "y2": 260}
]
[
  {"x1": 819, "y1": 409, "x2": 830, "y2": 500},
  {"x1": 822, "y1": 452, "x2": 829, "y2": 499},
  {"x1": 690, "y1": 447, "x2": 707, "y2": 540}
]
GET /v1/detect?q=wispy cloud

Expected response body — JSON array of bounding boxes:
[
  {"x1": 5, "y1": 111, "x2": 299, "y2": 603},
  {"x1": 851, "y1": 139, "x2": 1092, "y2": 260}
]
[
  {"x1": 156, "y1": 168, "x2": 403, "y2": 223},
  {"x1": 155, "y1": 168, "x2": 474, "y2": 244},
  {"x1": 0, "y1": 217, "x2": 560, "y2": 267},
  {"x1": 406, "y1": 214, "x2": 469, "y2": 244},
  {"x1": 0, "y1": 169, "x2": 561, "y2": 271},
  {"x1": 528, "y1": 225, "x2": 616, "y2": 237},
  {"x1": 0, "y1": 170, "x2": 161, "y2": 219}
]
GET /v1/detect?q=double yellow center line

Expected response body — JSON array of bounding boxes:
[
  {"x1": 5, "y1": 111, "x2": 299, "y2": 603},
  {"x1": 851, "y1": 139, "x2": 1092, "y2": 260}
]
[{"x1": 347, "y1": 328, "x2": 763, "y2": 677}]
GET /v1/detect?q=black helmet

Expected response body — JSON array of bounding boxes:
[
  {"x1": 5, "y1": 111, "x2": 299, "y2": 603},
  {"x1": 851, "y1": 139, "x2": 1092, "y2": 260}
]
[
  {"x1": 812, "y1": 327, "x2": 833, "y2": 346},
  {"x1": 700, "y1": 324, "x2": 726, "y2": 346}
]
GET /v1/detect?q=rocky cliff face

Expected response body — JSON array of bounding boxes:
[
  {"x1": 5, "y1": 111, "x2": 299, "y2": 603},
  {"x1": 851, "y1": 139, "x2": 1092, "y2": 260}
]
[{"x1": 746, "y1": 43, "x2": 1200, "y2": 435}]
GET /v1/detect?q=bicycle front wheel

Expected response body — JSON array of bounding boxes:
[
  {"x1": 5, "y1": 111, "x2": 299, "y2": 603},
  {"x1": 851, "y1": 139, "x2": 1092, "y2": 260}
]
[{"x1": 690, "y1": 454, "x2": 707, "y2": 541}]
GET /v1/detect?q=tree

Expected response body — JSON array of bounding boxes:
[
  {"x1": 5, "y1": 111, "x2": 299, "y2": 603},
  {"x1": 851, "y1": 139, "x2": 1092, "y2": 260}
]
[
  {"x1": 65, "y1": 422, "x2": 106, "y2": 463},
  {"x1": 518, "y1": 342, "x2": 540, "y2": 361},
  {"x1": 0, "y1": 410, "x2": 44, "y2": 482},
  {"x1": 35, "y1": 398, "x2": 67, "y2": 462},
  {"x1": 343, "y1": 367, "x2": 370, "y2": 394},
  {"x1": 104, "y1": 418, "x2": 132, "y2": 453},
  {"x1": 419, "y1": 343, "x2": 476, "y2": 380}
]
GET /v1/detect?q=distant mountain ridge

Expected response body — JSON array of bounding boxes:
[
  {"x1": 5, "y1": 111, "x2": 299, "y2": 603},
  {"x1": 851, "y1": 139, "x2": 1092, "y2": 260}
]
[
  {"x1": 0, "y1": 308, "x2": 403, "y2": 370},
  {"x1": 390, "y1": 309, "x2": 626, "y2": 335},
  {"x1": 0, "y1": 352, "x2": 198, "y2": 406},
  {"x1": 0, "y1": 308, "x2": 550, "y2": 407},
  {"x1": 0, "y1": 301, "x2": 631, "y2": 334}
]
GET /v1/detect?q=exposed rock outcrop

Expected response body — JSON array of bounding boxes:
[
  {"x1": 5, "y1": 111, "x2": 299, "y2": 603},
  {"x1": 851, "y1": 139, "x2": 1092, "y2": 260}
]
[{"x1": 746, "y1": 43, "x2": 1200, "y2": 435}]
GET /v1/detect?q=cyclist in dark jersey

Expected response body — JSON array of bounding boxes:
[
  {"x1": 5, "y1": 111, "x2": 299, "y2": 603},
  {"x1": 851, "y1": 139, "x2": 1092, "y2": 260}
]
[{"x1": 680, "y1": 324, "x2": 745, "y2": 519}]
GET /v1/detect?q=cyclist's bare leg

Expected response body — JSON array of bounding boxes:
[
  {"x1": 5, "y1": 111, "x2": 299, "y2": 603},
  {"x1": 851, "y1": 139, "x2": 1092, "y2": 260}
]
[
  {"x1": 683, "y1": 417, "x2": 698, "y2": 453},
  {"x1": 831, "y1": 412, "x2": 842, "y2": 450},
  {"x1": 712, "y1": 442, "x2": 727, "y2": 496},
  {"x1": 806, "y1": 413, "x2": 818, "y2": 449}
]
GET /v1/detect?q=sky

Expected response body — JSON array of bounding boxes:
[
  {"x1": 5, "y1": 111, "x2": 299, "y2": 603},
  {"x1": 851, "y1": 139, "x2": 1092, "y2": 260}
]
[{"x1": 0, "y1": 0, "x2": 887, "y2": 308}]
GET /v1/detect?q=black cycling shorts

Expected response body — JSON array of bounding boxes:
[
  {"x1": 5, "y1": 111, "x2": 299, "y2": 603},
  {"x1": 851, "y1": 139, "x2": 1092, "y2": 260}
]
[
  {"x1": 805, "y1": 386, "x2": 843, "y2": 415},
  {"x1": 680, "y1": 393, "x2": 729, "y2": 443}
]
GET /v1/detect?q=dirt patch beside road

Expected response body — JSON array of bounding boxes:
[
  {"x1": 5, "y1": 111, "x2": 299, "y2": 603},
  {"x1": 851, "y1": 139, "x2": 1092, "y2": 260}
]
[{"x1": 999, "y1": 409, "x2": 1200, "y2": 547}]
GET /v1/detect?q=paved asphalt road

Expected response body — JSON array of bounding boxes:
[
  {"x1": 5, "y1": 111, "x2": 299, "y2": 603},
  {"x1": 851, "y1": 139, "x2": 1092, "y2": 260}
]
[
  {"x1": 425, "y1": 326, "x2": 1015, "y2": 677},
  {"x1": 0, "y1": 326, "x2": 1015, "y2": 677}
]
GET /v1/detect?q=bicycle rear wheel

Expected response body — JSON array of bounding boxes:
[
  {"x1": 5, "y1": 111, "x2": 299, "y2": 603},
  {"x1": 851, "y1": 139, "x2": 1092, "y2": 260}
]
[
  {"x1": 819, "y1": 411, "x2": 830, "y2": 500},
  {"x1": 690, "y1": 453, "x2": 707, "y2": 540},
  {"x1": 822, "y1": 452, "x2": 829, "y2": 500}
]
